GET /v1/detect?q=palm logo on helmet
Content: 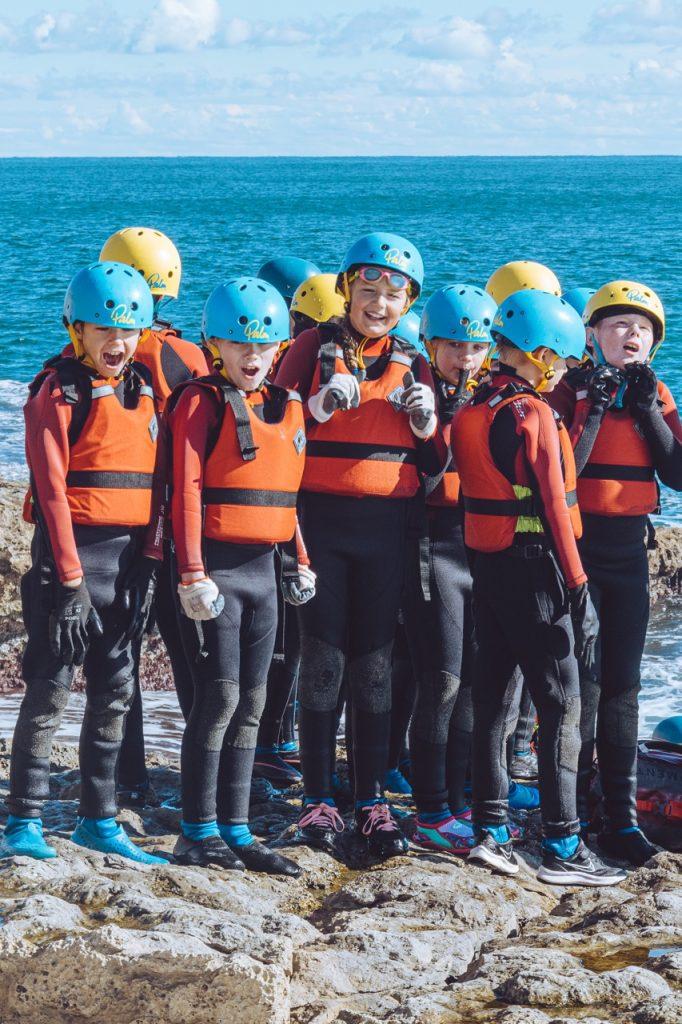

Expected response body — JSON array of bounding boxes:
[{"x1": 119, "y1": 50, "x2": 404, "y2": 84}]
[
  {"x1": 111, "y1": 304, "x2": 137, "y2": 328},
  {"x1": 384, "y1": 247, "x2": 410, "y2": 270},
  {"x1": 245, "y1": 320, "x2": 270, "y2": 341}
]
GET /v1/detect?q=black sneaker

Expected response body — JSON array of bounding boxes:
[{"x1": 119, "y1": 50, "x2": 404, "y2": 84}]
[
  {"x1": 172, "y1": 835, "x2": 245, "y2": 871},
  {"x1": 231, "y1": 840, "x2": 302, "y2": 877},
  {"x1": 356, "y1": 802, "x2": 408, "y2": 859},
  {"x1": 468, "y1": 831, "x2": 519, "y2": 876},
  {"x1": 117, "y1": 782, "x2": 160, "y2": 809},
  {"x1": 597, "y1": 828, "x2": 659, "y2": 867},
  {"x1": 252, "y1": 747, "x2": 302, "y2": 786},
  {"x1": 510, "y1": 750, "x2": 538, "y2": 782},
  {"x1": 297, "y1": 802, "x2": 345, "y2": 853},
  {"x1": 537, "y1": 839, "x2": 627, "y2": 886}
]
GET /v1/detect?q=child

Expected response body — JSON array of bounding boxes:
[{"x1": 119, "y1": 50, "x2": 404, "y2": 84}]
[
  {"x1": 0, "y1": 262, "x2": 165, "y2": 865},
  {"x1": 403, "y1": 284, "x2": 496, "y2": 854},
  {"x1": 453, "y1": 289, "x2": 625, "y2": 886},
  {"x1": 169, "y1": 277, "x2": 312, "y2": 875},
  {"x1": 258, "y1": 256, "x2": 321, "y2": 307},
  {"x1": 274, "y1": 231, "x2": 447, "y2": 859},
  {"x1": 486, "y1": 260, "x2": 561, "y2": 304},
  {"x1": 254, "y1": 273, "x2": 346, "y2": 787},
  {"x1": 100, "y1": 227, "x2": 209, "y2": 806},
  {"x1": 550, "y1": 281, "x2": 682, "y2": 866}
]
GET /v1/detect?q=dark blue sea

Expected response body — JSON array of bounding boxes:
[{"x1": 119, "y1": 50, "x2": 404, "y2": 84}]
[{"x1": 0, "y1": 156, "x2": 679, "y2": 729}]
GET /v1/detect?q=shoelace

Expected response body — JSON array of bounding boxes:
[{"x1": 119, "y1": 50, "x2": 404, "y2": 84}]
[
  {"x1": 299, "y1": 803, "x2": 345, "y2": 832},
  {"x1": 361, "y1": 803, "x2": 398, "y2": 836}
]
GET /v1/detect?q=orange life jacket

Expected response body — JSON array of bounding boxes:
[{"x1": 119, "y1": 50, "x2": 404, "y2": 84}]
[
  {"x1": 428, "y1": 421, "x2": 460, "y2": 508},
  {"x1": 172, "y1": 377, "x2": 306, "y2": 545},
  {"x1": 302, "y1": 338, "x2": 420, "y2": 499},
  {"x1": 26, "y1": 358, "x2": 158, "y2": 528},
  {"x1": 575, "y1": 383, "x2": 663, "y2": 517},
  {"x1": 455, "y1": 381, "x2": 581, "y2": 552},
  {"x1": 135, "y1": 324, "x2": 209, "y2": 411}
]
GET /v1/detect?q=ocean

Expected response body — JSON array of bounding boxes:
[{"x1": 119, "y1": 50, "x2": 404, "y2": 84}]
[{"x1": 0, "y1": 156, "x2": 680, "y2": 730}]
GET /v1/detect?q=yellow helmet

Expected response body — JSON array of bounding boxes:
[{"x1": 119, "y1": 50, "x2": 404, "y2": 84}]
[
  {"x1": 290, "y1": 273, "x2": 345, "y2": 323},
  {"x1": 100, "y1": 227, "x2": 181, "y2": 299},
  {"x1": 583, "y1": 280, "x2": 665, "y2": 342},
  {"x1": 485, "y1": 260, "x2": 561, "y2": 305}
]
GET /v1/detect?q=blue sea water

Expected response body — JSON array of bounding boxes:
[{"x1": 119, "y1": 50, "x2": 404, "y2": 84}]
[
  {"x1": 0, "y1": 156, "x2": 680, "y2": 728},
  {"x1": 1, "y1": 156, "x2": 681, "y2": 508}
]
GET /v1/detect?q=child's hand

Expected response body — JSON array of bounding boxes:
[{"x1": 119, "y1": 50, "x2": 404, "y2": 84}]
[
  {"x1": 177, "y1": 577, "x2": 224, "y2": 621},
  {"x1": 402, "y1": 372, "x2": 437, "y2": 437},
  {"x1": 282, "y1": 564, "x2": 316, "y2": 606},
  {"x1": 308, "y1": 374, "x2": 360, "y2": 421},
  {"x1": 625, "y1": 362, "x2": 658, "y2": 417}
]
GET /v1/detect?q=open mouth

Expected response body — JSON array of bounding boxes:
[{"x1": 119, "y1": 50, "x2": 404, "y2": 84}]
[
  {"x1": 241, "y1": 365, "x2": 259, "y2": 379},
  {"x1": 623, "y1": 342, "x2": 640, "y2": 357},
  {"x1": 102, "y1": 351, "x2": 124, "y2": 370}
]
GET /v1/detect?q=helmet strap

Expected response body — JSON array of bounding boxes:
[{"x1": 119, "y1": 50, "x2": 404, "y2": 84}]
[{"x1": 523, "y1": 349, "x2": 559, "y2": 393}]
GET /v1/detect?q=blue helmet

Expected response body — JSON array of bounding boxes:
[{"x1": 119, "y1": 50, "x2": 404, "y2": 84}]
[
  {"x1": 339, "y1": 232, "x2": 424, "y2": 296},
  {"x1": 392, "y1": 310, "x2": 426, "y2": 356},
  {"x1": 492, "y1": 290, "x2": 586, "y2": 361},
  {"x1": 562, "y1": 287, "x2": 596, "y2": 317},
  {"x1": 63, "y1": 261, "x2": 154, "y2": 330},
  {"x1": 421, "y1": 284, "x2": 497, "y2": 346},
  {"x1": 652, "y1": 715, "x2": 682, "y2": 746},
  {"x1": 257, "y1": 257, "x2": 321, "y2": 304},
  {"x1": 202, "y1": 277, "x2": 289, "y2": 345}
]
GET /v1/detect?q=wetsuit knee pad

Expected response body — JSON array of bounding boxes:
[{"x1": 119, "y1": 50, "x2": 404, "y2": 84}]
[
  {"x1": 557, "y1": 694, "x2": 581, "y2": 771},
  {"x1": 412, "y1": 671, "x2": 459, "y2": 745},
  {"x1": 192, "y1": 678, "x2": 240, "y2": 751},
  {"x1": 601, "y1": 688, "x2": 640, "y2": 746},
  {"x1": 86, "y1": 669, "x2": 136, "y2": 741},
  {"x1": 15, "y1": 678, "x2": 71, "y2": 755},
  {"x1": 349, "y1": 643, "x2": 393, "y2": 714},
  {"x1": 228, "y1": 680, "x2": 268, "y2": 748},
  {"x1": 298, "y1": 636, "x2": 345, "y2": 712}
]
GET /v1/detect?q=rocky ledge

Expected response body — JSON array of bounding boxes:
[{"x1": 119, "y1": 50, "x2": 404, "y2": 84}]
[{"x1": 0, "y1": 742, "x2": 679, "y2": 1024}]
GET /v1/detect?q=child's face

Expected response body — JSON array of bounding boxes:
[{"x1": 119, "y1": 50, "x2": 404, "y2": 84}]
[
  {"x1": 77, "y1": 323, "x2": 141, "y2": 378},
  {"x1": 348, "y1": 276, "x2": 408, "y2": 338},
  {"x1": 592, "y1": 313, "x2": 655, "y2": 369},
  {"x1": 214, "y1": 339, "x2": 279, "y2": 391},
  {"x1": 433, "y1": 339, "x2": 488, "y2": 384}
]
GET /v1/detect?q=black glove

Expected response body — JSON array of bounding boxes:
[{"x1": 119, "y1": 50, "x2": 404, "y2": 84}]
[
  {"x1": 120, "y1": 557, "x2": 158, "y2": 643},
  {"x1": 49, "y1": 580, "x2": 104, "y2": 667},
  {"x1": 625, "y1": 362, "x2": 658, "y2": 417},
  {"x1": 585, "y1": 365, "x2": 625, "y2": 412},
  {"x1": 568, "y1": 583, "x2": 599, "y2": 670}
]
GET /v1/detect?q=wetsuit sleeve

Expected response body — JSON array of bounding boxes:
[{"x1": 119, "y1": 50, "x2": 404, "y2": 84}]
[
  {"x1": 639, "y1": 382, "x2": 682, "y2": 491},
  {"x1": 24, "y1": 377, "x2": 82, "y2": 583},
  {"x1": 273, "y1": 329, "x2": 320, "y2": 401},
  {"x1": 549, "y1": 380, "x2": 605, "y2": 475},
  {"x1": 279, "y1": 519, "x2": 311, "y2": 569},
  {"x1": 170, "y1": 387, "x2": 219, "y2": 577},
  {"x1": 142, "y1": 418, "x2": 168, "y2": 562},
  {"x1": 547, "y1": 379, "x2": 577, "y2": 426},
  {"x1": 512, "y1": 398, "x2": 587, "y2": 589}
]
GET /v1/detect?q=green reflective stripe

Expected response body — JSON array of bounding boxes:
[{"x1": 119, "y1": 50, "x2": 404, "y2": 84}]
[{"x1": 512, "y1": 485, "x2": 543, "y2": 533}]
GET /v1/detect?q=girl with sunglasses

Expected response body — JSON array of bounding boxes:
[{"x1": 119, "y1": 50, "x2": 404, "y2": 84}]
[{"x1": 274, "y1": 232, "x2": 446, "y2": 860}]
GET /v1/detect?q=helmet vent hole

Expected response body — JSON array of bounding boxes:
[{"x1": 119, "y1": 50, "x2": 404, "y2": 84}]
[
  {"x1": 168, "y1": 270, "x2": 173, "y2": 277},
  {"x1": 106, "y1": 268, "x2": 114, "y2": 275},
  {"x1": 264, "y1": 316, "x2": 272, "y2": 325},
  {"x1": 238, "y1": 315, "x2": 248, "y2": 325},
  {"x1": 105, "y1": 300, "x2": 115, "y2": 309},
  {"x1": 483, "y1": 317, "x2": 490, "y2": 326},
  {"x1": 404, "y1": 251, "x2": 410, "y2": 259},
  {"x1": 506, "y1": 310, "x2": 514, "y2": 319},
  {"x1": 257, "y1": 284, "x2": 266, "y2": 292},
  {"x1": 131, "y1": 302, "x2": 138, "y2": 311},
  {"x1": 461, "y1": 317, "x2": 470, "y2": 326},
  {"x1": 239, "y1": 284, "x2": 247, "y2": 291},
  {"x1": 458, "y1": 289, "x2": 465, "y2": 295},
  {"x1": 381, "y1": 244, "x2": 389, "y2": 252},
  {"x1": 138, "y1": 231, "x2": 144, "y2": 236}
]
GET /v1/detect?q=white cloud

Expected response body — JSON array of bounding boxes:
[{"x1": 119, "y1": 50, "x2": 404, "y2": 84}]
[
  {"x1": 399, "y1": 16, "x2": 494, "y2": 60},
  {"x1": 135, "y1": 0, "x2": 220, "y2": 53},
  {"x1": 587, "y1": 0, "x2": 682, "y2": 43}
]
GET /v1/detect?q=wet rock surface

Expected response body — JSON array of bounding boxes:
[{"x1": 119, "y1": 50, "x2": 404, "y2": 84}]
[{"x1": 0, "y1": 744, "x2": 679, "y2": 1023}]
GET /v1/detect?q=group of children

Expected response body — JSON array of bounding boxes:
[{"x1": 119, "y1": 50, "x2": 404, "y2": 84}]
[{"x1": 2, "y1": 225, "x2": 680, "y2": 888}]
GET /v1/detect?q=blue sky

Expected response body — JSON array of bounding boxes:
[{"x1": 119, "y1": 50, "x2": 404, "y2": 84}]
[{"x1": 0, "y1": 0, "x2": 680, "y2": 156}]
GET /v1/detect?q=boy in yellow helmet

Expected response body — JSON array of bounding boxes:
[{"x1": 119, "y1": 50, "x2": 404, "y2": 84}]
[{"x1": 550, "y1": 281, "x2": 682, "y2": 866}]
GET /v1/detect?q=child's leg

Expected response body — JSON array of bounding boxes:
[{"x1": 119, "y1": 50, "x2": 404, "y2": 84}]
[
  {"x1": 155, "y1": 541, "x2": 196, "y2": 720},
  {"x1": 9, "y1": 556, "x2": 74, "y2": 818},
  {"x1": 117, "y1": 653, "x2": 148, "y2": 792},
  {"x1": 592, "y1": 545, "x2": 649, "y2": 831},
  {"x1": 78, "y1": 531, "x2": 138, "y2": 820},
  {"x1": 347, "y1": 500, "x2": 408, "y2": 804},
  {"x1": 297, "y1": 495, "x2": 351, "y2": 802},
  {"x1": 216, "y1": 549, "x2": 278, "y2": 827},
  {"x1": 387, "y1": 622, "x2": 415, "y2": 775}
]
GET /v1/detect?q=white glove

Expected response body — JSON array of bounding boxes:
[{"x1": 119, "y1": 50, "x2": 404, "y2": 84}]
[
  {"x1": 282, "y1": 564, "x2": 317, "y2": 606},
  {"x1": 308, "y1": 373, "x2": 361, "y2": 423},
  {"x1": 177, "y1": 577, "x2": 225, "y2": 621},
  {"x1": 402, "y1": 372, "x2": 437, "y2": 438}
]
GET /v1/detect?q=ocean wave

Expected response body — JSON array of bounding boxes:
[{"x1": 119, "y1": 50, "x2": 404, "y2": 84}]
[{"x1": 0, "y1": 380, "x2": 28, "y2": 482}]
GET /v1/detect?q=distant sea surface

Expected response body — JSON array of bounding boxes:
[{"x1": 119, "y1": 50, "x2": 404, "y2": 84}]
[{"x1": 0, "y1": 157, "x2": 680, "y2": 729}]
